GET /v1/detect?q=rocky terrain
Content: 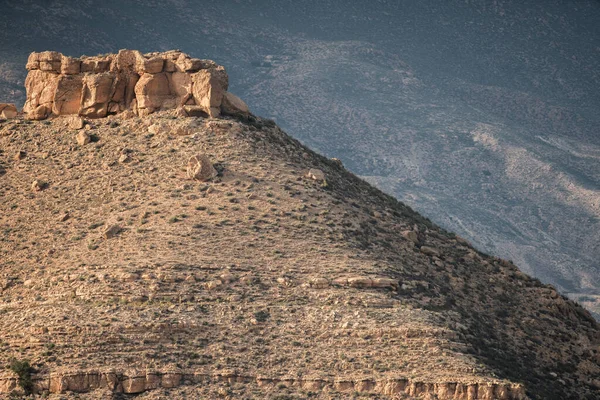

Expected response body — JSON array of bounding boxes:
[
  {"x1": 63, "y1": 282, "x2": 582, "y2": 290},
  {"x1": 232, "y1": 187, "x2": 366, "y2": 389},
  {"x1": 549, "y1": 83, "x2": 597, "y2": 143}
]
[
  {"x1": 0, "y1": 1, "x2": 598, "y2": 318},
  {"x1": 0, "y1": 53, "x2": 599, "y2": 398}
]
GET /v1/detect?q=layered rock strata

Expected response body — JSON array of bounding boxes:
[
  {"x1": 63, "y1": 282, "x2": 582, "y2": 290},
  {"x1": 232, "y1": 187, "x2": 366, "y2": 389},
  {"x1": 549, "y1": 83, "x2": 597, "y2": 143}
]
[
  {"x1": 0, "y1": 370, "x2": 526, "y2": 399},
  {"x1": 22, "y1": 50, "x2": 248, "y2": 120}
]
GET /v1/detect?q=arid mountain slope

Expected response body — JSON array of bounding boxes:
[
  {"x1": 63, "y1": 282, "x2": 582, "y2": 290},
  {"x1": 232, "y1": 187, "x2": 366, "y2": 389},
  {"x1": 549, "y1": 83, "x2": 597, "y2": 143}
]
[
  {"x1": 0, "y1": 111, "x2": 598, "y2": 399},
  {"x1": 0, "y1": 0, "x2": 599, "y2": 318}
]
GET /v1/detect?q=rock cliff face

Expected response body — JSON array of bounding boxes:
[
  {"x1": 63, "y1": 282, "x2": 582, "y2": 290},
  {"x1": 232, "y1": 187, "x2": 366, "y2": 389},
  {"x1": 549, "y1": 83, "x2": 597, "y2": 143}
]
[
  {"x1": 22, "y1": 50, "x2": 247, "y2": 120},
  {"x1": 0, "y1": 370, "x2": 527, "y2": 399}
]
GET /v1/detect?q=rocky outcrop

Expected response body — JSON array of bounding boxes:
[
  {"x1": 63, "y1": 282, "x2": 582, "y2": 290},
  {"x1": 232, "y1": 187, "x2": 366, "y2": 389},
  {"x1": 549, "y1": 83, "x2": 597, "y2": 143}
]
[
  {"x1": 0, "y1": 370, "x2": 527, "y2": 399},
  {"x1": 22, "y1": 50, "x2": 249, "y2": 120}
]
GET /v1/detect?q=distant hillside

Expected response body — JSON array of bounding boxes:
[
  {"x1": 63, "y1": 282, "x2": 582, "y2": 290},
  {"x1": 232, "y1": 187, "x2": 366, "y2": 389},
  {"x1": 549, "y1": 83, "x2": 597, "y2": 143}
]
[{"x1": 0, "y1": 0, "x2": 599, "y2": 317}]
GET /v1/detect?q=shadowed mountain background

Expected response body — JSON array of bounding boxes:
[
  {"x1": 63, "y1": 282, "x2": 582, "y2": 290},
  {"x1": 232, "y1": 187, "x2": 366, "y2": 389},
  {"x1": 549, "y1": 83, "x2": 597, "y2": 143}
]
[{"x1": 0, "y1": 0, "x2": 599, "y2": 316}]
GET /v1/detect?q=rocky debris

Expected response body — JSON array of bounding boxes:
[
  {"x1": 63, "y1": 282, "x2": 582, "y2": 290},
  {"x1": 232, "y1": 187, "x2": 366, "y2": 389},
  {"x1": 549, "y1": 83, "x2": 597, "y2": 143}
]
[
  {"x1": 76, "y1": 131, "x2": 90, "y2": 146},
  {"x1": 347, "y1": 276, "x2": 374, "y2": 288},
  {"x1": 118, "y1": 154, "x2": 130, "y2": 163},
  {"x1": 0, "y1": 103, "x2": 17, "y2": 119},
  {"x1": 219, "y1": 272, "x2": 234, "y2": 283},
  {"x1": 67, "y1": 116, "x2": 85, "y2": 130},
  {"x1": 104, "y1": 225, "x2": 122, "y2": 239},
  {"x1": 221, "y1": 92, "x2": 250, "y2": 115},
  {"x1": 14, "y1": 150, "x2": 25, "y2": 161},
  {"x1": 401, "y1": 230, "x2": 419, "y2": 244},
  {"x1": 148, "y1": 118, "x2": 201, "y2": 136},
  {"x1": 31, "y1": 180, "x2": 44, "y2": 191},
  {"x1": 333, "y1": 276, "x2": 398, "y2": 289},
  {"x1": 27, "y1": 105, "x2": 49, "y2": 120},
  {"x1": 186, "y1": 154, "x2": 217, "y2": 181},
  {"x1": 420, "y1": 246, "x2": 440, "y2": 256},
  {"x1": 308, "y1": 277, "x2": 329, "y2": 288},
  {"x1": 330, "y1": 157, "x2": 344, "y2": 168},
  {"x1": 182, "y1": 105, "x2": 209, "y2": 117},
  {"x1": 306, "y1": 168, "x2": 326, "y2": 182},
  {"x1": 276, "y1": 277, "x2": 293, "y2": 287},
  {"x1": 372, "y1": 277, "x2": 399, "y2": 288},
  {"x1": 205, "y1": 280, "x2": 223, "y2": 290},
  {"x1": 22, "y1": 50, "x2": 246, "y2": 120}
]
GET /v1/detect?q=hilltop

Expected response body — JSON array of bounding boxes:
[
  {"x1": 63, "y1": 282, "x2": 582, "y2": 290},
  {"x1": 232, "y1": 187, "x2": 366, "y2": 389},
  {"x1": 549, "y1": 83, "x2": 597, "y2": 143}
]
[{"x1": 0, "y1": 51, "x2": 599, "y2": 398}]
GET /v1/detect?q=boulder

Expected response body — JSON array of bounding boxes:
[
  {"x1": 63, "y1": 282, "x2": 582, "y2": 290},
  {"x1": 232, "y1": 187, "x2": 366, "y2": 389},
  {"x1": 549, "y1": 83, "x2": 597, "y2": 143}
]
[
  {"x1": 401, "y1": 230, "x2": 419, "y2": 244},
  {"x1": 187, "y1": 154, "x2": 217, "y2": 181},
  {"x1": 191, "y1": 68, "x2": 228, "y2": 117},
  {"x1": 0, "y1": 104, "x2": 17, "y2": 119},
  {"x1": 221, "y1": 91, "x2": 250, "y2": 115},
  {"x1": 308, "y1": 277, "x2": 329, "y2": 289},
  {"x1": 67, "y1": 116, "x2": 85, "y2": 130},
  {"x1": 76, "y1": 131, "x2": 90, "y2": 145},
  {"x1": 307, "y1": 168, "x2": 326, "y2": 182},
  {"x1": 371, "y1": 277, "x2": 398, "y2": 289},
  {"x1": 347, "y1": 276, "x2": 373, "y2": 288},
  {"x1": 14, "y1": 150, "x2": 26, "y2": 161},
  {"x1": 104, "y1": 225, "x2": 122, "y2": 239},
  {"x1": 31, "y1": 180, "x2": 45, "y2": 191},
  {"x1": 28, "y1": 105, "x2": 50, "y2": 120},
  {"x1": 420, "y1": 246, "x2": 440, "y2": 256},
  {"x1": 183, "y1": 105, "x2": 208, "y2": 117}
]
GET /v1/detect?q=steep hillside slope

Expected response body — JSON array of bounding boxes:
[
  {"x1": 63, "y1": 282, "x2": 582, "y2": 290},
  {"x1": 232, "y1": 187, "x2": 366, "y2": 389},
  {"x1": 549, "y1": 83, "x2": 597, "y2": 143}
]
[
  {"x1": 0, "y1": 111, "x2": 598, "y2": 399},
  {"x1": 0, "y1": 0, "x2": 599, "y2": 316}
]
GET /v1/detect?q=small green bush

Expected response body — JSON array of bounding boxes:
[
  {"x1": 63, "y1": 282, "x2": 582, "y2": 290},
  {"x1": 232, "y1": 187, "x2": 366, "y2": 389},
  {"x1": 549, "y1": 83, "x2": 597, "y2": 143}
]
[{"x1": 8, "y1": 358, "x2": 33, "y2": 395}]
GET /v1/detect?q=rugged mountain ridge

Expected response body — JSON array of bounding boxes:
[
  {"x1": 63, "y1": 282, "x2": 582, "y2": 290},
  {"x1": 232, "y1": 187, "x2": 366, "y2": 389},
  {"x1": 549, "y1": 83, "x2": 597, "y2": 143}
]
[{"x1": 1, "y1": 56, "x2": 599, "y2": 398}]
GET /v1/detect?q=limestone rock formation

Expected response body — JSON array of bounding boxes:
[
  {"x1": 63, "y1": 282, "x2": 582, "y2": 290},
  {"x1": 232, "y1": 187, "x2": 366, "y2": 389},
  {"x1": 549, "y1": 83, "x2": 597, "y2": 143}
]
[{"x1": 21, "y1": 50, "x2": 247, "y2": 120}]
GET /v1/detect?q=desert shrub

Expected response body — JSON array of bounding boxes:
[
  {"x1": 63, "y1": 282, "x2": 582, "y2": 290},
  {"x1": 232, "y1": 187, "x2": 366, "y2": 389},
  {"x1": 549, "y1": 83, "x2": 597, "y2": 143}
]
[
  {"x1": 8, "y1": 358, "x2": 33, "y2": 395},
  {"x1": 254, "y1": 310, "x2": 270, "y2": 322}
]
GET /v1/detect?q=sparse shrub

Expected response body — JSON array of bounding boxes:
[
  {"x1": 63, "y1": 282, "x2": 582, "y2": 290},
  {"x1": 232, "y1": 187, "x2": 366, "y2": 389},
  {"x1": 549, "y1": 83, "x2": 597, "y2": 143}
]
[
  {"x1": 8, "y1": 358, "x2": 33, "y2": 395},
  {"x1": 254, "y1": 310, "x2": 270, "y2": 322}
]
